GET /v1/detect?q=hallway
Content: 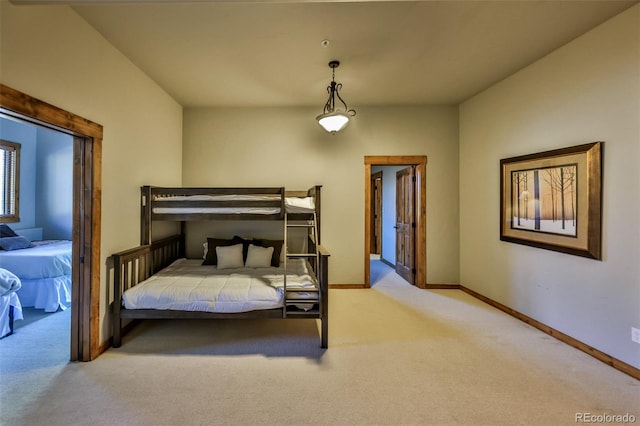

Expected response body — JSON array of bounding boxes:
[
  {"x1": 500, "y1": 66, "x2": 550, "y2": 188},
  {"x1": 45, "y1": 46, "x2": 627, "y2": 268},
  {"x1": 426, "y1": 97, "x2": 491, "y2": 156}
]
[{"x1": 370, "y1": 255, "x2": 413, "y2": 288}]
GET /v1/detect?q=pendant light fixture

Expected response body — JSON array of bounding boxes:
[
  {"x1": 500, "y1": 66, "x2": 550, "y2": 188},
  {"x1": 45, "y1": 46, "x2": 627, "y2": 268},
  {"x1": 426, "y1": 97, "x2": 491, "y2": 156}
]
[{"x1": 316, "y1": 60, "x2": 356, "y2": 134}]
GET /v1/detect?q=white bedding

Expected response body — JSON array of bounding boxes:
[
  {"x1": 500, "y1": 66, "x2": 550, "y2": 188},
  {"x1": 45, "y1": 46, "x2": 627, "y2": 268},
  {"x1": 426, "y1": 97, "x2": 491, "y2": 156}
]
[
  {"x1": 123, "y1": 258, "x2": 318, "y2": 313},
  {"x1": 153, "y1": 207, "x2": 281, "y2": 215},
  {"x1": 152, "y1": 195, "x2": 315, "y2": 215},
  {"x1": 18, "y1": 275, "x2": 72, "y2": 312},
  {"x1": 0, "y1": 268, "x2": 21, "y2": 297},
  {"x1": 0, "y1": 241, "x2": 72, "y2": 312},
  {"x1": 0, "y1": 240, "x2": 72, "y2": 279},
  {"x1": 285, "y1": 197, "x2": 316, "y2": 213}
]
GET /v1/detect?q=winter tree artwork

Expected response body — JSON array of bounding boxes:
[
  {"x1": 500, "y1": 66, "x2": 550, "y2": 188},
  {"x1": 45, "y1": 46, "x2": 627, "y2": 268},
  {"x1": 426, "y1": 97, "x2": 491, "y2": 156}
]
[
  {"x1": 511, "y1": 165, "x2": 577, "y2": 236},
  {"x1": 500, "y1": 142, "x2": 603, "y2": 260}
]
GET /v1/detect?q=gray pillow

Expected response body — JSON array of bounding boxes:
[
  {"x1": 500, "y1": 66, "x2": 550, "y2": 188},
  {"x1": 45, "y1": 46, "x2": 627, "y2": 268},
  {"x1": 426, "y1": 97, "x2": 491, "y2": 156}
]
[{"x1": 0, "y1": 236, "x2": 34, "y2": 251}]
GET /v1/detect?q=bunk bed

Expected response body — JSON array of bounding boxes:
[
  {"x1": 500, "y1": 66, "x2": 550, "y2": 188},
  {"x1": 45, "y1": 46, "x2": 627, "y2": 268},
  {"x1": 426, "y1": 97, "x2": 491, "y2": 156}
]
[{"x1": 112, "y1": 185, "x2": 329, "y2": 348}]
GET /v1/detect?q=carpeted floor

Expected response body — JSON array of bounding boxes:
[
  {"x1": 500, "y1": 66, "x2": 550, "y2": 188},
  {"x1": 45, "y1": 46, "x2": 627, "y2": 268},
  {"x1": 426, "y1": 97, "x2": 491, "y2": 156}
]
[{"x1": 0, "y1": 260, "x2": 638, "y2": 426}]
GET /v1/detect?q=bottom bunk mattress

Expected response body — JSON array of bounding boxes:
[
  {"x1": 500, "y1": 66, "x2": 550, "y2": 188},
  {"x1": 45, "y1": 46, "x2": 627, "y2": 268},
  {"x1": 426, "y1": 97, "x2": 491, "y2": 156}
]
[
  {"x1": 0, "y1": 292, "x2": 23, "y2": 338},
  {"x1": 123, "y1": 258, "x2": 318, "y2": 313}
]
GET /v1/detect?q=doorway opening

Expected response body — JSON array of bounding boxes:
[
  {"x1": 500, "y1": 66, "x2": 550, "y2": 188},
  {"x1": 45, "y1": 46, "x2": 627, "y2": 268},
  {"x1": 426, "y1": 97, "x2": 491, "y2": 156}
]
[
  {"x1": 364, "y1": 156, "x2": 426, "y2": 289},
  {"x1": 1, "y1": 85, "x2": 103, "y2": 361},
  {"x1": 0, "y1": 118, "x2": 73, "y2": 361}
]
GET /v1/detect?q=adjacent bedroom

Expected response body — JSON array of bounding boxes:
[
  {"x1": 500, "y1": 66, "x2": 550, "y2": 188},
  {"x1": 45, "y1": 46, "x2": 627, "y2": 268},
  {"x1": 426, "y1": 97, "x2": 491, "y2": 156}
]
[{"x1": 0, "y1": 116, "x2": 73, "y2": 361}]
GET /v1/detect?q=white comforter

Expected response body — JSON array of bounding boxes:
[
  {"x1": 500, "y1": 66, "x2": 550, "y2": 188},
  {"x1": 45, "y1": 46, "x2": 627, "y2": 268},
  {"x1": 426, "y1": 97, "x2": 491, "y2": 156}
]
[
  {"x1": 0, "y1": 268, "x2": 21, "y2": 297},
  {"x1": 123, "y1": 258, "x2": 317, "y2": 313},
  {"x1": 0, "y1": 240, "x2": 72, "y2": 279}
]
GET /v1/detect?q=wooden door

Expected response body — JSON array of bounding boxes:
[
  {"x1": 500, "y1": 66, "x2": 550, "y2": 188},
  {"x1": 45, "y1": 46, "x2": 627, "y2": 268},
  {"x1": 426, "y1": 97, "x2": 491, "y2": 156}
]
[
  {"x1": 370, "y1": 171, "x2": 382, "y2": 254},
  {"x1": 395, "y1": 167, "x2": 415, "y2": 284}
]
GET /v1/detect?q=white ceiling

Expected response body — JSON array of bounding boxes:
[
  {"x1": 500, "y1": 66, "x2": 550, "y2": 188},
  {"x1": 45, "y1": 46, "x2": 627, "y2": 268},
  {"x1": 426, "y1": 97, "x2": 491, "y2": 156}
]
[{"x1": 56, "y1": 0, "x2": 639, "y2": 108}]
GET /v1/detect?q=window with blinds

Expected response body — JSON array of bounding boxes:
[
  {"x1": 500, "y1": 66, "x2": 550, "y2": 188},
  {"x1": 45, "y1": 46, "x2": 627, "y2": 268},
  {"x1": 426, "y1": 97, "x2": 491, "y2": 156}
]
[{"x1": 0, "y1": 140, "x2": 20, "y2": 223}]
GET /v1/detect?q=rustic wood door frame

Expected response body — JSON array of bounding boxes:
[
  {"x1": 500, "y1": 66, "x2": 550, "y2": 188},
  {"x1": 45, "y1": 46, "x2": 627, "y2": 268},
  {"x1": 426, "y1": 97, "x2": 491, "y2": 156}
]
[
  {"x1": 370, "y1": 171, "x2": 383, "y2": 255},
  {"x1": 0, "y1": 84, "x2": 102, "y2": 361},
  {"x1": 364, "y1": 156, "x2": 426, "y2": 289}
]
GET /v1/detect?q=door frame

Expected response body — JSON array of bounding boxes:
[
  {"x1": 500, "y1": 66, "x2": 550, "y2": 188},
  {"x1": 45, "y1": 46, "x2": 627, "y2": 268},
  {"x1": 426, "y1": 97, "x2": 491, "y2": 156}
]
[
  {"x1": 364, "y1": 156, "x2": 426, "y2": 289},
  {"x1": 370, "y1": 170, "x2": 383, "y2": 255},
  {"x1": 0, "y1": 84, "x2": 103, "y2": 361}
]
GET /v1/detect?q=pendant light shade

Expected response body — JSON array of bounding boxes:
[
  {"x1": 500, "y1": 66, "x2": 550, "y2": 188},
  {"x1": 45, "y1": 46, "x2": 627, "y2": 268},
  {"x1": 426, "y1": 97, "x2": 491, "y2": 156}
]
[
  {"x1": 317, "y1": 111, "x2": 350, "y2": 133},
  {"x1": 316, "y1": 60, "x2": 356, "y2": 134}
]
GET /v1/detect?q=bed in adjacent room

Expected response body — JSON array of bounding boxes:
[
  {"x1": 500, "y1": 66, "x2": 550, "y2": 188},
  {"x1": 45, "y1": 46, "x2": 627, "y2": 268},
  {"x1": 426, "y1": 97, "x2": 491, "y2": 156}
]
[{"x1": 0, "y1": 228, "x2": 72, "y2": 313}]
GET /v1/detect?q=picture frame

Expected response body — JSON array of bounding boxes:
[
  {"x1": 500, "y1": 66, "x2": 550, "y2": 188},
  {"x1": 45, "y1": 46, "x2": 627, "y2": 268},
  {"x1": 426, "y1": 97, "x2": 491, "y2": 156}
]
[{"x1": 500, "y1": 142, "x2": 603, "y2": 260}]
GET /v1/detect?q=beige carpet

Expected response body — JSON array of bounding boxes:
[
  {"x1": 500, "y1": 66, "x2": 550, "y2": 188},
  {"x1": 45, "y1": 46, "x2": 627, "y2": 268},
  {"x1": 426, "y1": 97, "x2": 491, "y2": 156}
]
[{"x1": 1, "y1": 260, "x2": 638, "y2": 426}]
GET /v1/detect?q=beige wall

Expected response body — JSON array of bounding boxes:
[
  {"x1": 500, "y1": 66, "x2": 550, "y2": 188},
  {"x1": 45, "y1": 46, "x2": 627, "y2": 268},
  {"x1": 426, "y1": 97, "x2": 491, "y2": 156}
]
[
  {"x1": 1, "y1": 3, "x2": 184, "y2": 341},
  {"x1": 460, "y1": 5, "x2": 640, "y2": 369},
  {"x1": 183, "y1": 105, "x2": 460, "y2": 285}
]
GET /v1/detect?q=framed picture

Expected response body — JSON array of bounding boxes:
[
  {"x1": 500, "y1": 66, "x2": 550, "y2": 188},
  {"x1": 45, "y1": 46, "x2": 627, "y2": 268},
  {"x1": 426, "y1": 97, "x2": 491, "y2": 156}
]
[{"x1": 500, "y1": 142, "x2": 603, "y2": 259}]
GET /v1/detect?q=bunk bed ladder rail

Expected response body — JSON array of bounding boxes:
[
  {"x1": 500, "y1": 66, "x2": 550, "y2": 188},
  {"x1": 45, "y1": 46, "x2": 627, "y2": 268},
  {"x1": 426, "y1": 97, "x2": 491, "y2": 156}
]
[{"x1": 283, "y1": 211, "x2": 321, "y2": 318}]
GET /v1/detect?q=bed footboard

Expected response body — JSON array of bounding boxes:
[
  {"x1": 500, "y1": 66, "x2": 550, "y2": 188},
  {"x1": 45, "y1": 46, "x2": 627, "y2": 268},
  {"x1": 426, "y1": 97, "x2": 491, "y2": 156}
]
[{"x1": 112, "y1": 235, "x2": 183, "y2": 347}]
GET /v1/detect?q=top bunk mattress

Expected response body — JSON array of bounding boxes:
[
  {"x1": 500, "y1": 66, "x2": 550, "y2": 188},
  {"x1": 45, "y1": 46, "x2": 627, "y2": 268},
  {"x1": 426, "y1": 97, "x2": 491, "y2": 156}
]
[
  {"x1": 151, "y1": 194, "x2": 315, "y2": 215},
  {"x1": 0, "y1": 240, "x2": 72, "y2": 279},
  {"x1": 122, "y1": 258, "x2": 318, "y2": 313}
]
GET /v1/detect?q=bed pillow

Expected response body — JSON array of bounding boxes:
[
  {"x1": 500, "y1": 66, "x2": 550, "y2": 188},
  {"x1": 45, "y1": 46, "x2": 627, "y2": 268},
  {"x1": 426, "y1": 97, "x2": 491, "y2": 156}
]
[
  {"x1": 0, "y1": 236, "x2": 34, "y2": 251},
  {"x1": 244, "y1": 244, "x2": 274, "y2": 268},
  {"x1": 254, "y1": 239, "x2": 283, "y2": 267},
  {"x1": 232, "y1": 235, "x2": 256, "y2": 261},
  {"x1": 216, "y1": 243, "x2": 244, "y2": 269},
  {"x1": 202, "y1": 237, "x2": 243, "y2": 265},
  {"x1": 0, "y1": 224, "x2": 18, "y2": 238}
]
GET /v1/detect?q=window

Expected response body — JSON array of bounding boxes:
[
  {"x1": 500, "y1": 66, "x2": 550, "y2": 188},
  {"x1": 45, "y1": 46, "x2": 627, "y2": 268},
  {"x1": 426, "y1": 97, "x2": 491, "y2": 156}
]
[{"x1": 0, "y1": 140, "x2": 20, "y2": 223}]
